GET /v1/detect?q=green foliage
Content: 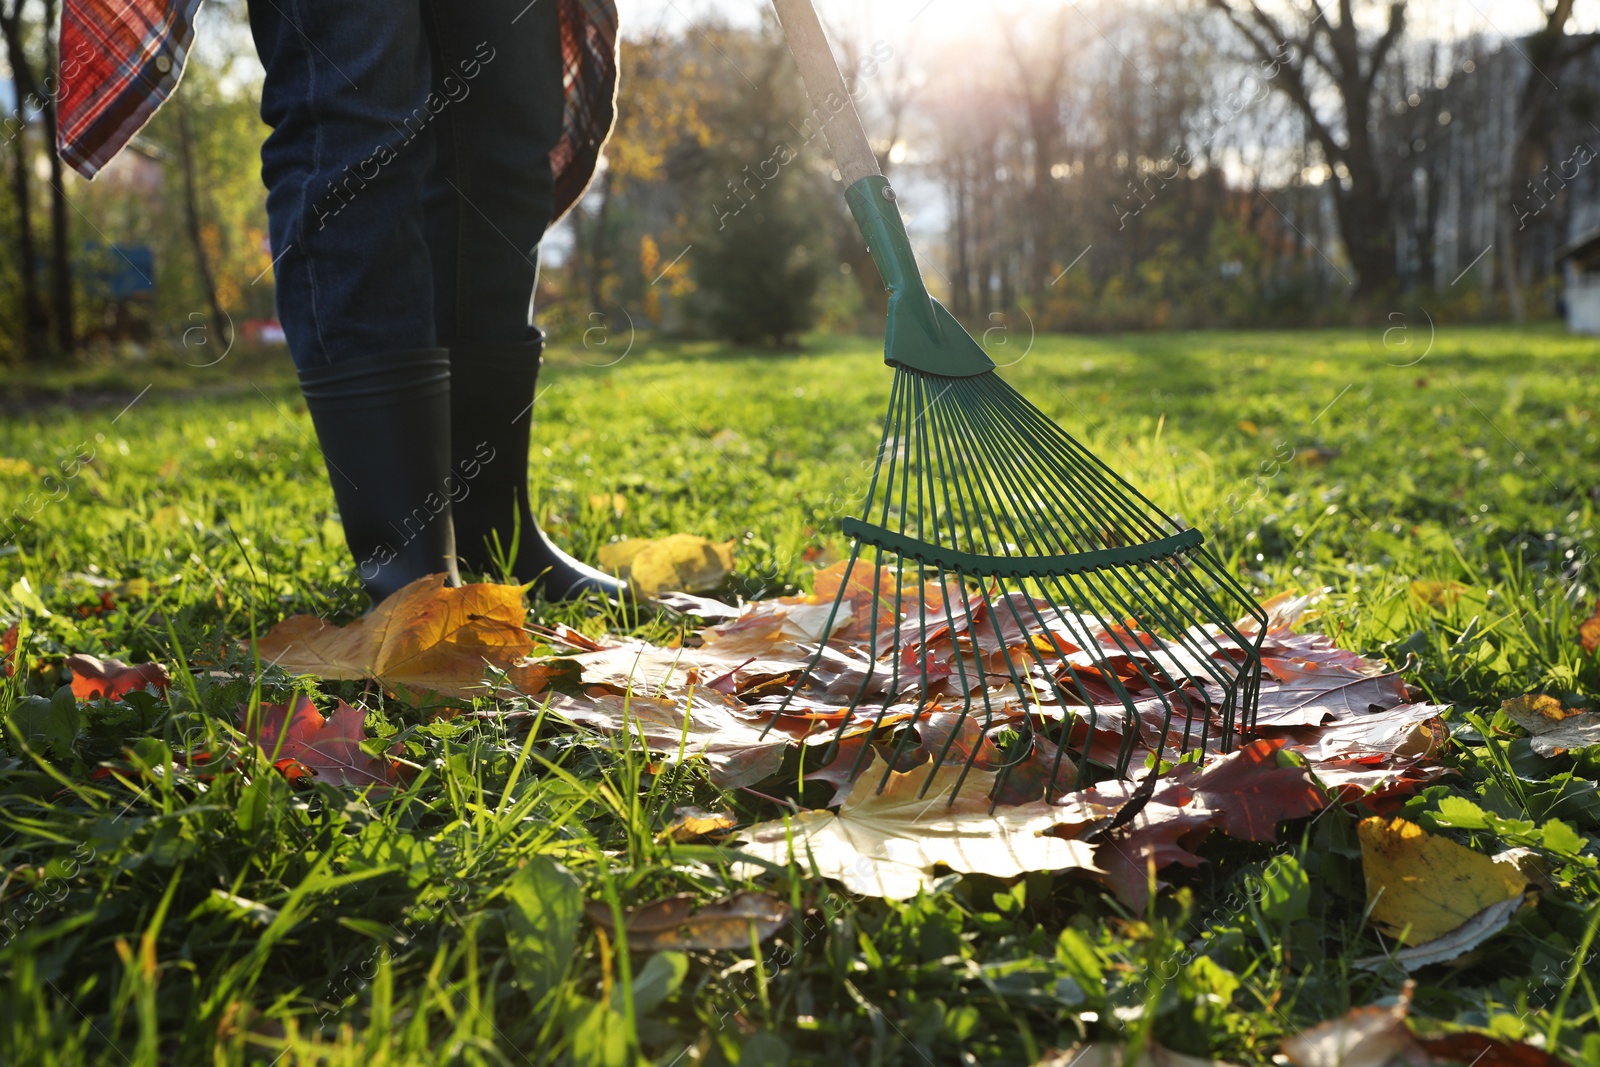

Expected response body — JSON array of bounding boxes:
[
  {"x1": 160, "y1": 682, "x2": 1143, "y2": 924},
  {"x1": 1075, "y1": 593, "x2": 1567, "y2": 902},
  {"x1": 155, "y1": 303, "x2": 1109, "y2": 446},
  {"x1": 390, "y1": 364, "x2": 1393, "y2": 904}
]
[
  {"x1": 691, "y1": 187, "x2": 827, "y2": 346},
  {"x1": 684, "y1": 23, "x2": 831, "y2": 346},
  {"x1": 0, "y1": 326, "x2": 1598, "y2": 1063}
]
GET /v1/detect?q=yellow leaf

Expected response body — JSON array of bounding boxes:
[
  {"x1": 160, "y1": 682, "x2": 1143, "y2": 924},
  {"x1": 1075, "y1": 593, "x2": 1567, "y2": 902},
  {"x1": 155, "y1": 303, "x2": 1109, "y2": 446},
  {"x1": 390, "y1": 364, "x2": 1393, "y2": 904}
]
[
  {"x1": 596, "y1": 538, "x2": 650, "y2": 575},
  {"x1": 253, "y1": 575, "x2": 532, "y2": 700},
  {"x1": 1357, "y1": 816, "x2": 1527, "y2": 945},
  {"x1": 598, "y1": 534, "x2": 734, "y2": 597},
  {"x1": 587, "y1": 493, "x2": 626, "y2": 515},
  {"x1": 1408, "y1": 580, "x2": 1467, "y2": 609},
  {"x1": 657, "y1": 805, "x2": 736, "y2": 842}
]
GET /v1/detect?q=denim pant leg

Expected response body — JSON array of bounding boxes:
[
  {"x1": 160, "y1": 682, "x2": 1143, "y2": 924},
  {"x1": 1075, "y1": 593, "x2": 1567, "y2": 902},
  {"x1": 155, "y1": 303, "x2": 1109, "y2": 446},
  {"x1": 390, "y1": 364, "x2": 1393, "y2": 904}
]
[
  {"x1": 248, "y1": 0, "x2": 438, "y2": 369},
  {"x1": 421, "y1": 1, "x2": 565, "y2": 348}
]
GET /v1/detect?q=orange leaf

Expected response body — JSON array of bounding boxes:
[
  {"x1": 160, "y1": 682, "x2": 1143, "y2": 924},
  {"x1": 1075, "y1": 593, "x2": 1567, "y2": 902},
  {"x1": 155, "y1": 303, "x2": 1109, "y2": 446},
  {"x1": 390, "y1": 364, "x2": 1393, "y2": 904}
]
[
  {"x1": 2, "y1": 622, "x2": 16, "y2": 678},
  {"x1": 1580, "y1": 601, "x2": 1600, "y2": 655},
  {"x1": 241, "y1": 695, "x2": 400, "y2": 789},
  {"x1": 252, "y1": 575, "x2": 533, "y2": 700},
  {"x1": 65, "y1": 654, "x2": 170, "y2": 701}
]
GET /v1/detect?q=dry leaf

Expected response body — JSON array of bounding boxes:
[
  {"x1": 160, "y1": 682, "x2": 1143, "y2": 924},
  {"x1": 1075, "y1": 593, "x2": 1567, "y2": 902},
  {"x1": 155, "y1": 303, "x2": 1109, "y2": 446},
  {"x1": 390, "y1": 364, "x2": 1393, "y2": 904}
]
[
  {"x1": 1180, "y1": 738, "x2": 1325, "y2": 842},
  {"x1": 1309, "y1": 758, "x2": 1450, "y2": 807},
  {"x1": 1413, "y1": 1032, "x2": 1562, "y2": 1067},
  {"x1": 584, "y1": 891, "x2": 789, "y2": 950},
  {"x1": 1096, "y1": 801, "x2": 1216, "y2": 912},
  {"x1": 1501, "y1": 694, "x2": 1600, "y2": 756},
  {"x1": 659, "y1": 805, "x2": 736, "y2": 842},
  {"x1": 733, "y1": 753, "x2": 1100, "y2": 900},
  {"x1": 1281, "y1": 989, "x2": 1556, "y2": 1067},
  {"x1": 597, "y1": 534, "x2": 735, "y2": 596},
  {"x1": 1354, "y1": 894, "x2": 1525, "y2": 971},
  {"x1": 65, "y1": 653, "x2": 170, "y2": 701},
  {"x1": 1358, "y1": 816, "x2": 1528, "y2": 946},
  {"x1": 1282, "y1": 984, "x2": 1427, "y2": 1067},
  {"x1": 1283, "y1": 703, "x2": 1448, "y2": 763},
  {"x1": 1579, "y1": 601, "x2": 1600, "y2": 655},
  {"x1": 801, "y1": 736, "x2": 875, "y2": 801},
  {"x1": 653, "y1": 591, "x2": 743, "y2": 620},
  {"x1": 253, "y1": 575, "x2": 532, "y2": 700},
  {"x1": 1035, "y1": 1044, "x2": 1242, "y2": 1067},
  {"x1": 240, "y1": 695, "x2": 400, "y2": 789},
  {"x1": 539, "y1": 689, "x2": 813, "y2": 788}
]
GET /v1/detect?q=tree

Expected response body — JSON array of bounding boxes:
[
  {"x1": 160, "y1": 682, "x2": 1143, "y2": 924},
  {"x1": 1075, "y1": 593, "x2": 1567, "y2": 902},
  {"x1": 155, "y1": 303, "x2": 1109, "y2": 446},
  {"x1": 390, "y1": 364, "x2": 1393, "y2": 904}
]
[
  {"x1": 1207, "y1": 0, "x2": 1408, "y2": 298},
  {"x1": 687, "y1": 19, "x2": 832, "y2": 345},
  {"x1": 1500, "y1": 0, "x2": 1600, "y2": 318},
  {"x1": 174, "y1": 94, "x2": 228, "y2": 349},
  {"x1": 0, "y1": 0, "x2": 51, "y2": 357},
  {"x1": 37, "y1": 0, "x2": 70, "y2": 353}
]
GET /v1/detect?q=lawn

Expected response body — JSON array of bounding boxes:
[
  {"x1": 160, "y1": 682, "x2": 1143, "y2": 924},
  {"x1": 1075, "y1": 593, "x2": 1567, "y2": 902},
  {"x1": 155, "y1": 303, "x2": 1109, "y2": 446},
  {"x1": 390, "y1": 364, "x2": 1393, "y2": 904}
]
[{"x1": 2, "y1": 325, "x2": 1599, "y2": 1066}]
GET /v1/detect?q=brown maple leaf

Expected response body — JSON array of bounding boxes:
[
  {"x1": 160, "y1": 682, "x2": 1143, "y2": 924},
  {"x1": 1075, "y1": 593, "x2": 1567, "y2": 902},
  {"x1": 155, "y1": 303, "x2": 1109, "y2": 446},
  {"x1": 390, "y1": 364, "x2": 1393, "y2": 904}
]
[
  {"x1": 240, "y1": 695, "x2": 401, "y2": 789},
  {"x1": 253, "y1": 575, "x2": 533, "y2": 701},
  {"x1": 65, "y1": 653, "x2": 171, "y2": 701}
]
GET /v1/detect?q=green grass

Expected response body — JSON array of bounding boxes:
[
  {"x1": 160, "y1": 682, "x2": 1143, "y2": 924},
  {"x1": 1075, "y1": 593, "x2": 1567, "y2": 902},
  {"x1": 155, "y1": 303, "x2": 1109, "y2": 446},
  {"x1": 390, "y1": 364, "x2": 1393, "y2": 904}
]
[{"x1": 3, "y1": 325, "x2": 1600, "y2": 1066}]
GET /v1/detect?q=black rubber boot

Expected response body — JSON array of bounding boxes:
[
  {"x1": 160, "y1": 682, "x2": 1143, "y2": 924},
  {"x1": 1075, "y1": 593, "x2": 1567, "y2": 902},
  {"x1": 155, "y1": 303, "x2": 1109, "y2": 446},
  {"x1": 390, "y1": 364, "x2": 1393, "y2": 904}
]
[
  {"x1": 298, "y1": 348, "x2": 462, "y2": 605},
  {"x1": 448, "y1": 332, "x2": 628, "y2": 602}
]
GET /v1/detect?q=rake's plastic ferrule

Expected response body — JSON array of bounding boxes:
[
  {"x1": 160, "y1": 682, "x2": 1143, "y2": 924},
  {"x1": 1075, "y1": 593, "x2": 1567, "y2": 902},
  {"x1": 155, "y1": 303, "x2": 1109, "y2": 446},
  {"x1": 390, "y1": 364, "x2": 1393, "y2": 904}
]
[{"x1": 845, "y1": 175, "x2": 995, "y2": 379}]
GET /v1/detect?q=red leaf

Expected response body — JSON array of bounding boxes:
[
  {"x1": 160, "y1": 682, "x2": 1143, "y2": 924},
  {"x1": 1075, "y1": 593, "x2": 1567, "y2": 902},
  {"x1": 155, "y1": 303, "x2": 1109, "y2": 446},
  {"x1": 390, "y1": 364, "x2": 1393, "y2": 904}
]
[
  {"x1": 241, "y1": 695, "x2": 401, "y2": 790},
  {"x1": 74, "y1": 592, "x2": 118, "y2": 618},
  {"x1": 2, "y1": 623, "x2": 16, "y2": 678},
  {"x1": 1096, "y1": 803, "x2": 1217, "y2": 912},
  {"x1": 991, "y1": 732, "x2": 1079, "y2": 804},
  {"x1": 1416, "y1": 1032, "x2": 1561, "y2": 1067},
  {"x1": 66, "y1": 654, "x2": 170, "y2": 702},
  {"x1": 1180, "y1": 738, "x2": 1326, "y2": 842},
  {"x1": 1309, "y1": 756, "x2": 1449, "y2": 806},
  {"x1": 803, "y1": 735, "x2": 874, "y2": 801}
]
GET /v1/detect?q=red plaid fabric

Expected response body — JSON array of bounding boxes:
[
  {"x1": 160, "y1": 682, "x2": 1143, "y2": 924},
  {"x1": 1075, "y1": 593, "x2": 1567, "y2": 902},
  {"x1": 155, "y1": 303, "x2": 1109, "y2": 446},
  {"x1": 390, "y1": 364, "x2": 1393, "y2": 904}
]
[
  {"x1": 56, "y1": 0, "x2": 201, "y2": 179},
  {"x1": 56, "y1": 0, "x2": 619, "y2": 221}
]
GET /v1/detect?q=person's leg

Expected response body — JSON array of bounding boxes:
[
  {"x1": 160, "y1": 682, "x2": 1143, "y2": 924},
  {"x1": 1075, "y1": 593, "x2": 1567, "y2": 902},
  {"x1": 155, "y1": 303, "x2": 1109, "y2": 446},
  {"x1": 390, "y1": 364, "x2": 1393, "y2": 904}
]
[
  {"x1": 421, "y1": 0, "x2": 625, "y2": 600},
  {"x1": 248, "y1": 0, "x2": 460, "y2": 604}
]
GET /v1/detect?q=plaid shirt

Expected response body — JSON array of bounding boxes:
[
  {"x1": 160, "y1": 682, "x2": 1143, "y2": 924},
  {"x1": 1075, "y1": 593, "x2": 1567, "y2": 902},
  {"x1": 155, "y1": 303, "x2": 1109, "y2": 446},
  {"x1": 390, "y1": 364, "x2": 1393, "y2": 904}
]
[{"x1": 57, "y1": 0, "x2": 618, "y2": 221}]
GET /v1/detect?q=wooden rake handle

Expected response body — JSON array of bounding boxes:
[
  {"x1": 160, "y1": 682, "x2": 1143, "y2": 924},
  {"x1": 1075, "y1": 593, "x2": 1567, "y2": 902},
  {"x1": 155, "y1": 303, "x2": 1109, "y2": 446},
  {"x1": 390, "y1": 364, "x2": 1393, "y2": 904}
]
[{"x1": 770, "y1": 0, "x2": 883, "y2": 185}]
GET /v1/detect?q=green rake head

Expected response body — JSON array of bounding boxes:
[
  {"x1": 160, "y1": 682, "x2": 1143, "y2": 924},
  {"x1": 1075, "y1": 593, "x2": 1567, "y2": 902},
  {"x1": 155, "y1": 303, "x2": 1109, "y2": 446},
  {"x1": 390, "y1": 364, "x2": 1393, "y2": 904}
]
[{"x1": 772, "y1": 175, "x2": 1269, "y2": 804}]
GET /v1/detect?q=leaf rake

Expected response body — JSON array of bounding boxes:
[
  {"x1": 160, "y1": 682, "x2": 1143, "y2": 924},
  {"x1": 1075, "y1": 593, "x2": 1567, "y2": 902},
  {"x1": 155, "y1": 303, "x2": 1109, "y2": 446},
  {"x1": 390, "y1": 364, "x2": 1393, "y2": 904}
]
[{"x1": 768, "y1": 0, "x2": 1268, "y2": 804}]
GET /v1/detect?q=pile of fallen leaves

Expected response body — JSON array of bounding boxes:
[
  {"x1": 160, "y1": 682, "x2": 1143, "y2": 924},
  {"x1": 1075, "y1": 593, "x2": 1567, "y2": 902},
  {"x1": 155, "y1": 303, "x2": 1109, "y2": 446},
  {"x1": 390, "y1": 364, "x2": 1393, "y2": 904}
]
[{"x1": 240, "y1": 568, "x2": 1478, "y2": 908}]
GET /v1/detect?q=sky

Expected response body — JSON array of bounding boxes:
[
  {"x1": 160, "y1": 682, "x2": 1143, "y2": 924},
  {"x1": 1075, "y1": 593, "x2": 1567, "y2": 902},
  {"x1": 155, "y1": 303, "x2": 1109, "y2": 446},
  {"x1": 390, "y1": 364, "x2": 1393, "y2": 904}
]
[{"x1": 615, "y1": 0, "x2": 1600, "y2": 46}]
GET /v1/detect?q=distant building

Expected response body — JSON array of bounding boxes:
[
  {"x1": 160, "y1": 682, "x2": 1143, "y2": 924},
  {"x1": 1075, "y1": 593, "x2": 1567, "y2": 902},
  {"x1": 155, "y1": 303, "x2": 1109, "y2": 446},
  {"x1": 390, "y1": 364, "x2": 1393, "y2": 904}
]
[{"x1": 1556, "y1": 227, "x2": 1600, "y2": 334}]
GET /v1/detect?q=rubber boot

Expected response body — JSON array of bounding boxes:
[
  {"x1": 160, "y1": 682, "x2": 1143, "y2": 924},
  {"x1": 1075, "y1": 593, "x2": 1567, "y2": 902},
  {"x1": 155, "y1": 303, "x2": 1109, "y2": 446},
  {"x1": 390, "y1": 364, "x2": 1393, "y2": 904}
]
[
  {"x1": 298, "y1": 348, "x2": 462, "y2": 605},
  {"x1": 448, "y1": 332, "x2": 628, "y2": 602}
]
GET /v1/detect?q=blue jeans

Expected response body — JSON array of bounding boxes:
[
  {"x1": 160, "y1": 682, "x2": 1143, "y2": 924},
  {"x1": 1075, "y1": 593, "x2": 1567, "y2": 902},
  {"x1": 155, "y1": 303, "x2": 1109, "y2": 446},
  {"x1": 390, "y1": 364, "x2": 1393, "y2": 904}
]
[{"x1": 247, "y1": 0, "x2": 564, "y2": 369}]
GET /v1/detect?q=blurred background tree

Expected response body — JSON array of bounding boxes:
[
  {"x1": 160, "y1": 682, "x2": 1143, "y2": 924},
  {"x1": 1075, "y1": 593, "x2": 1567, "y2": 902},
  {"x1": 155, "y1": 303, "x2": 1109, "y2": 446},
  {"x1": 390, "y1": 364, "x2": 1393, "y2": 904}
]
[{"x1": 2, "y1": 0, "x2": 1598, "y2": 366}]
